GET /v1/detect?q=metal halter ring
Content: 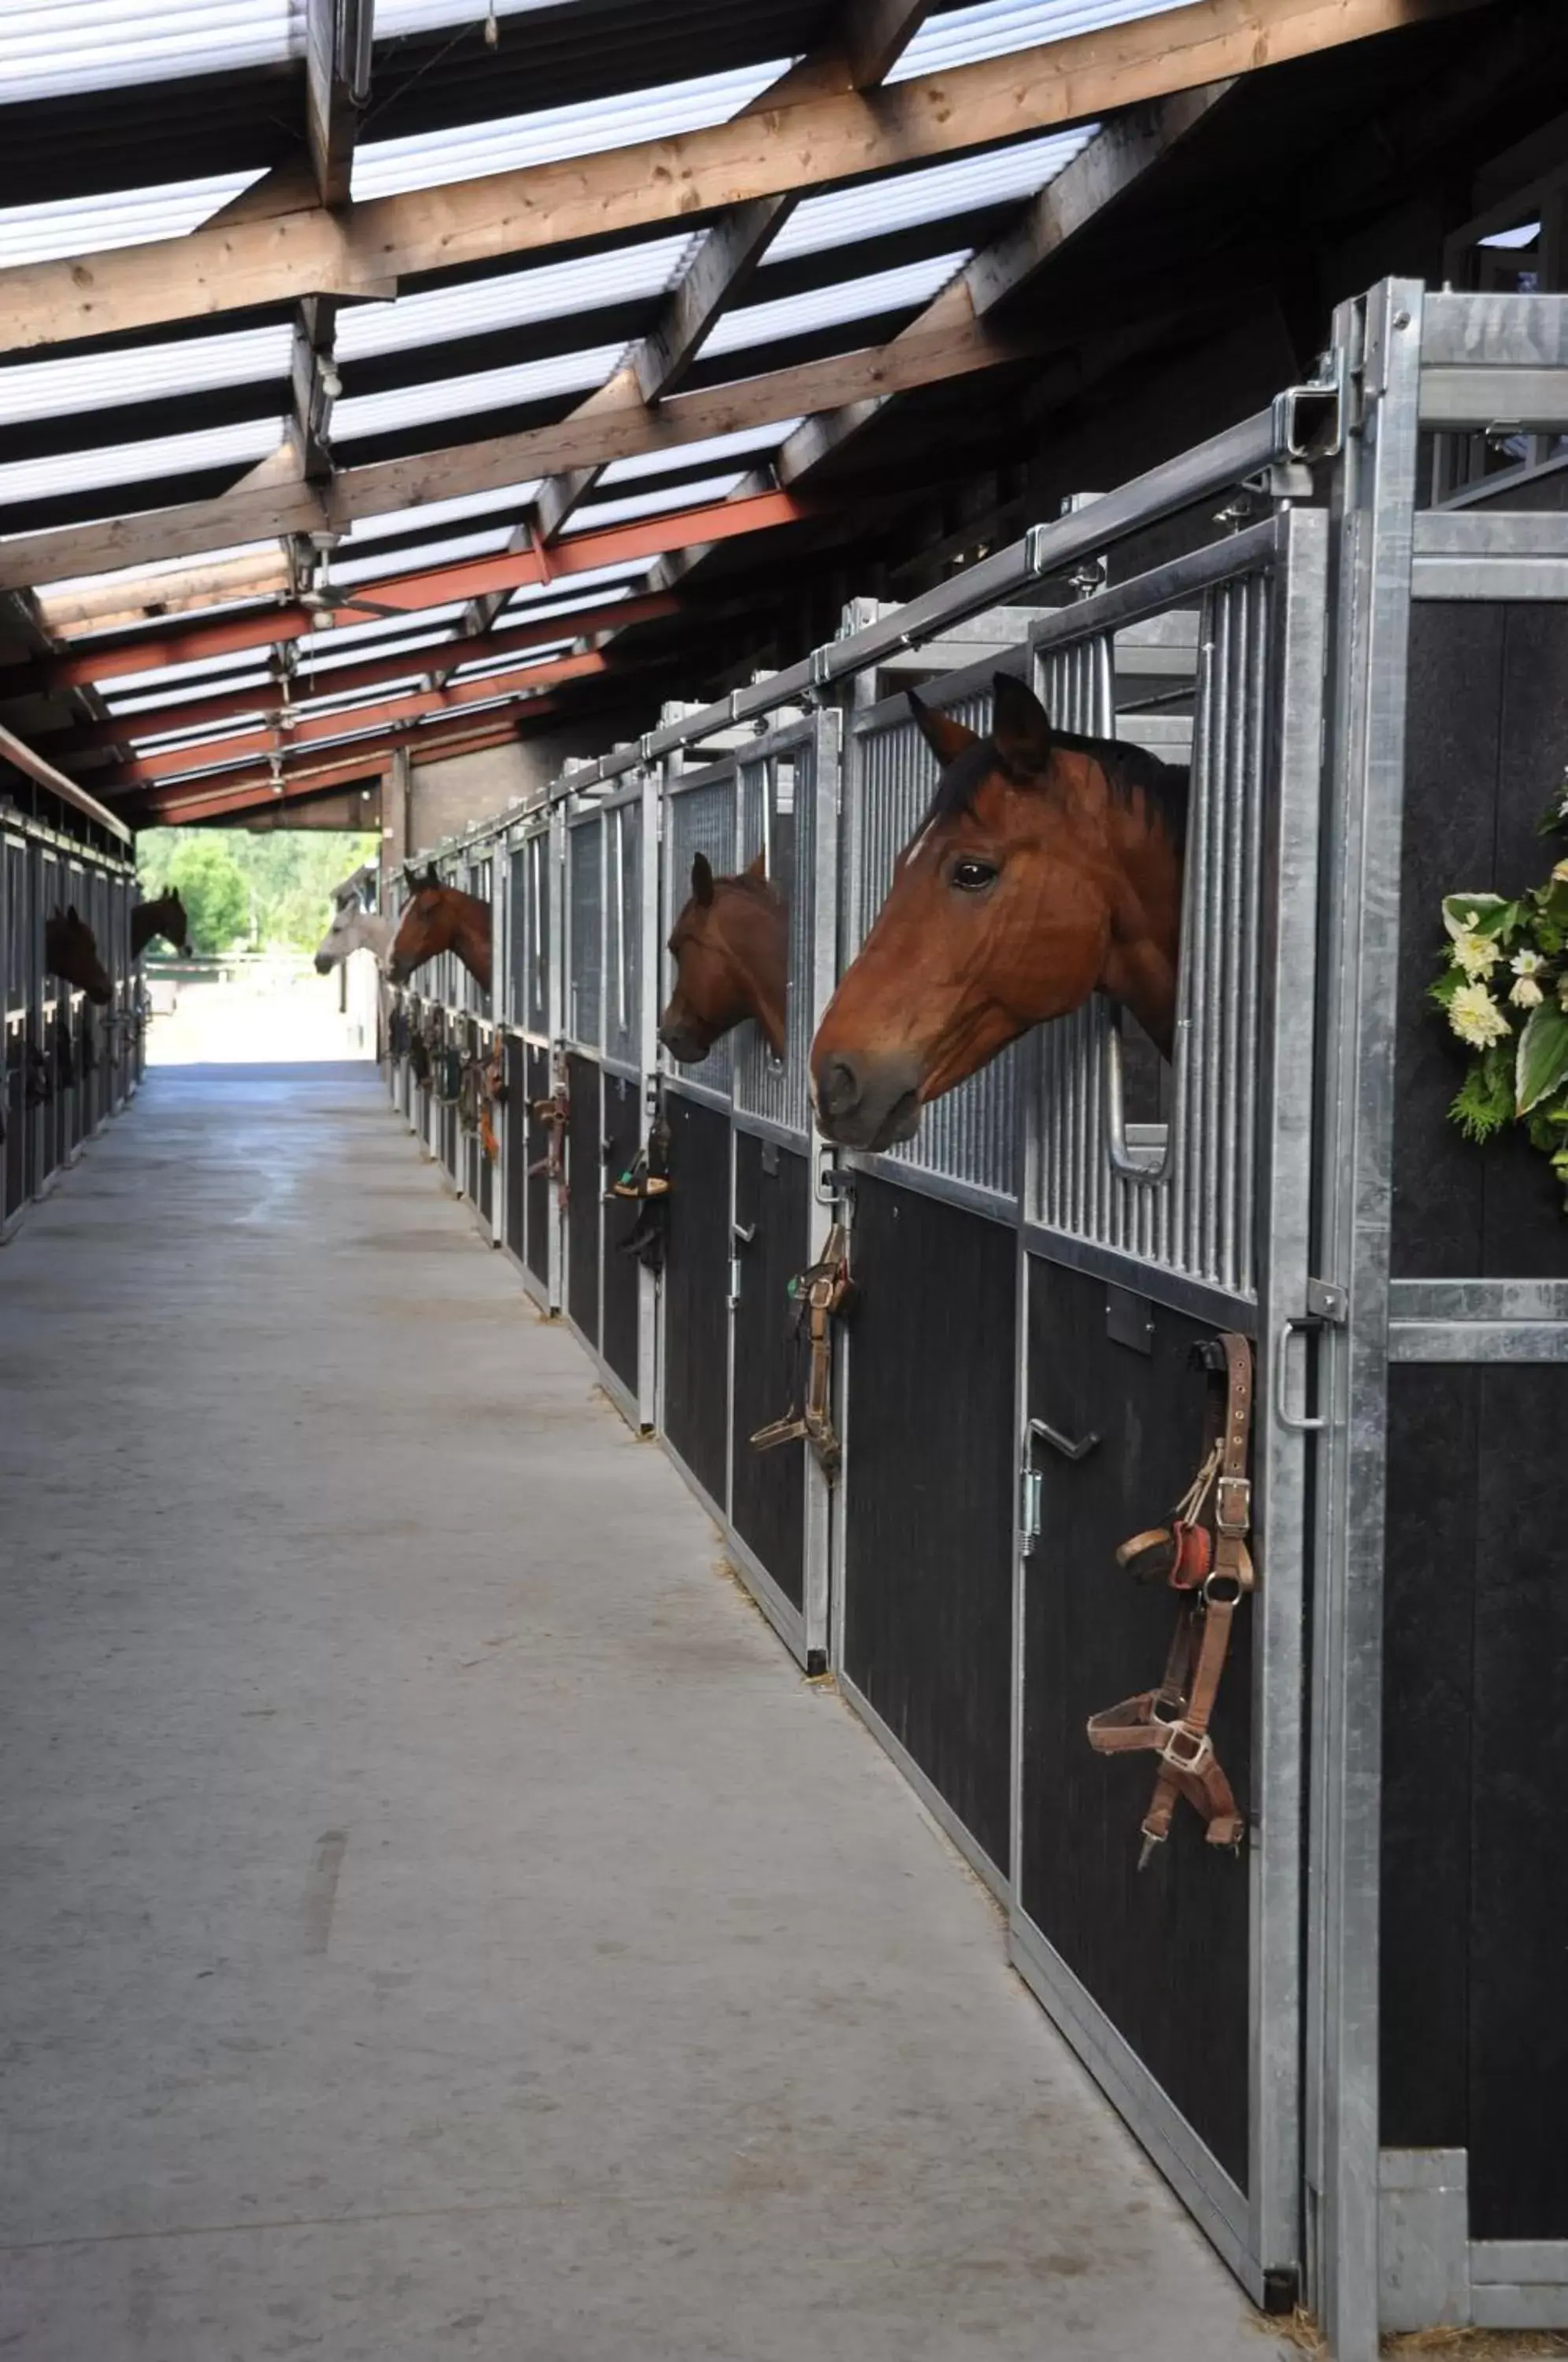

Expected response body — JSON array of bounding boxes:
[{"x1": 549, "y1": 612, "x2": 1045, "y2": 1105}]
[
  {"x1": 1159, "y1": 1724, "x2": 1215, "y2": 1776},
  {"x1": 1203, "y1": 1571, "x2": 1245, "y2": 1609}
]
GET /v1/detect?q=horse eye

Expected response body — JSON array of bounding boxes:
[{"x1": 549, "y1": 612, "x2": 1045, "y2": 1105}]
[{"x1": 951, "y1": 856, "x2": 999, "y2": 892}]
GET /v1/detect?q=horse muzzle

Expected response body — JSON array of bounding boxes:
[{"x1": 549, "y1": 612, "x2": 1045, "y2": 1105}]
[
  {"x1": 313, "y1": 953, "x2": 334, "y2": 976},
  {"x1": 657, "y1": 1017, "x2": 713, "y2": 1065},
  {"x1": 812, "y1": 1050, "x2": 923, "y2": 1152}
]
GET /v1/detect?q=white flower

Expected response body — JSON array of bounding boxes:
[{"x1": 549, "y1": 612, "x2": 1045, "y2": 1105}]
[
  {"x1": 1511, "y1": 976, "x2": 1544, "y2": 1009},
  {"x1": 1452, "y1": 930, "x2": 1501, "y2": 979},
  {"x1": 1449, "y1": 982, "x2": 1511, "y2": 1049},
  {"x1": 1554, "y1": 860, "x2": 1568, "y2": 885},
  {"x1": 1512, "y1": 948, "x2": 1544, "y2": 976}
]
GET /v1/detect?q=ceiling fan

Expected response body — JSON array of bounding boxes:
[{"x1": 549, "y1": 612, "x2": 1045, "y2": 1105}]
[{"x1": 297, "y1": 581, "x2": 412, "y2": 624}]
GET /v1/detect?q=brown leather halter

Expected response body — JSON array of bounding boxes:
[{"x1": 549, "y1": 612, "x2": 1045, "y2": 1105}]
[
  {"x1": 751, "y1": 1222, "x2": 855, "y2": 1480},
  {"x1": 1086, "y1": 1333, "x2": 1254, "y2": 1865}
]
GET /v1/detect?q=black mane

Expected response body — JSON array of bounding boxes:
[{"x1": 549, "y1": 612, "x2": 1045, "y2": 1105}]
[{"x1": 923, "y1": 726, "x2": 1189, "y2": 854}]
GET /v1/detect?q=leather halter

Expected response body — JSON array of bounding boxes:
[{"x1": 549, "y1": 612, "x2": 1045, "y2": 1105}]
[
  {"x1": 1086, "y1": 1333, "x2": 1255, "y2": 1864},
  {"x1": 751, "y1": 1222, "x2": 855, "y2": 1479}
]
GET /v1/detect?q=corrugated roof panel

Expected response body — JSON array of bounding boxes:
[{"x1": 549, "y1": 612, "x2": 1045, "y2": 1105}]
[
  {"x1": 561, "y1": 472, "x2": 746, "y2": 535},
  {"x1": 1, "y1": 328, "x2": 293, "y2": 428},
  {"x1": 890, "y1": 0, "x2": 1199, "y2": 81},
  {"x1": 599, "y1": 422, "x2": 799, "y2": 485},
  {"x1": 0, "y1": 168, "x2": 268, "y2": 271},
  {"x1": 500, "y1": 557, "x2": 656, "y2": 614},
  {"x1": 0, "y1": 418, "x2": 285, "y2": 510},
  {"x1": 353, "y1": 59, "x2": 793, "y2": 202},
  {"x1": 107, "y1": 671, "x2": 274, "y2": 718},
  {"x1": 343, "y1": 485, "x2": 542, "y2": 543},
  {"x1": 328, "y1": 525, "x2": 518, "y2": 586},
  {"x1": 0, "y1": 0, "x2": 305, "y2": 104},
  {"x1": 299, "y1": 605, "x2": 468, "y2": 653},
  {"x1": 102, "y1": 645, "x2": 281, "y2": 700},
  {"x1": 336, "y1": 236, "x2": 693, "y2": 361},
  {"x1": 771, "y1": 129, "x2": 1096, "y2": 261},
  {"x1": 300, "y1": 627, "x2": 460, "y2": 672},
  {"x1": 493, "y1": 582, "x2": 636, "y2": 630},
  {"x1": 704, "y1": 251, "x2": 969, "y2": 359},
  {"x1": 449, "y1": 639, "x2": 575, "y2": 679},
  {"x1": 332, "y1": 342, "x2": 624, "y2": 442},
  {"x1": 376, "y1": 0, "x2": 575, "y2": 32}
]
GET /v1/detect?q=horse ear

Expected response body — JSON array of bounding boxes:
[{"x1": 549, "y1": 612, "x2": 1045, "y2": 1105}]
[
  {"x1": 743, "y1": 850, "x2": 767, "y2": 885},
  {"x1": 691, "y1": 853, "x2": 715, "y2": 907},
  {"x1": 989, "y1": 672, "x2": 1054, "y2": 778},
  {"x1": 66, "y1": 905, "x2": 80, "y2": 924},
  {"x1": 908, "y1": 689, "x2": 978, "y2": 769}
]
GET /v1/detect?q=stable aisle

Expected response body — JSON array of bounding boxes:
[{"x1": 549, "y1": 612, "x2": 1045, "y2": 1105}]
[{"x1": 0, "y1": 1065, "x2": 1288, "y2": 2360}]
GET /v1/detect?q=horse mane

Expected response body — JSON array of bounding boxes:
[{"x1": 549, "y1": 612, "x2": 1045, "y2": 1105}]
[{"x1": 925, "y1": 727, "x2": 1189, "y2": 856}]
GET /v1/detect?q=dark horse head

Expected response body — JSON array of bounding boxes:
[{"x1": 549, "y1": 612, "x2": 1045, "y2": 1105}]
[
  {"x1": 131, "y1": 888, "x2": 192, "y2": 959},
  {"x1": 45, "y1": 906, "x2": 113, "y2": 1006},
  {"x1": 387, "y1": 867, "x2": 494, "y2": 994},
  {"x1": 660, "y1": 850, "x2": 787, "y2": 1064},
  {"x1": 811, "y1": 673, "x2": 1188, "y2": 1152}
]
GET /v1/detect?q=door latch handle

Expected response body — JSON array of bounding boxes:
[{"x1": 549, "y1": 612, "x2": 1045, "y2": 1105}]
[
  {"x1": 1028, "y1": 1415, "x2": 1100, "y2": 1464},
  {"x1": 732, "y1": 1220, "x2": 756, "y2": 1248}
]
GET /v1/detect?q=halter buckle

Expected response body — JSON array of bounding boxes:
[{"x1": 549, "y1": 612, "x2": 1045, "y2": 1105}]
[
  {"x1": 1215, "y1": 1475, "x2": 1252, "y2": 1537},
  {"x1": 1159, "y1": 1723, "x2": 1214, "y2": 1777}
]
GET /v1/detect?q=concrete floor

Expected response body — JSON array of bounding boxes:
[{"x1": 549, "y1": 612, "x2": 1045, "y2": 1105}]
[{"x1": 0, "y1": 1065, "x2": 1289, "y2": 2361}]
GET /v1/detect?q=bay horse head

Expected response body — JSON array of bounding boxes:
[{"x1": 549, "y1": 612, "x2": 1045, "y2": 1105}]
[
  {"x1": 386, "y1": 867, "x2": 493, "y2": 994},
  {"x1": 811, "y1": 673, "x2": 1187, "y2": 1152},
  {"x1": 45, "y1": 906, "x2": 112, "y2": 1006},
  {"x1": 131, "y1": 888, "x2": 191, "y2": 959},
  {"x1": 660, "y1": 850, "x2": 787, "y2": 1064}
]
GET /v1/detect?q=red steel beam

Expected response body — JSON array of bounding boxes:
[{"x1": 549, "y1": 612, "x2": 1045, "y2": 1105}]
[
  {"x1": 43, "y1": 590, "x2": 678, "y2": 757},
  {"x1": 29, "y1": 491, "x2": 808, "y2": 692},
  {"x1": 124, "y1": 716, "x2": 532, "y2": 821},
  {"x1": 96, "y1": 649, "x2": 608, "y2": 789}
]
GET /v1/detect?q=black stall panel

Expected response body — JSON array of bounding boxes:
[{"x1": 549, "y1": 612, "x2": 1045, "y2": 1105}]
[
  {"x1": 504, "y1": 1039, "x2": 527, "y2": 1261},
  {"x1": 661, "y1": 1091, "x2": 730, "y2": 1511},
  {"x1": 442, "y1": 1098, "x2": 459, "y2": 1186},
  {"x1": 4, "y1": 1034, "x2": 23, "y2": 1224},
  {"x1": 842, "y1": 1175, "x2": 1015, "y2": 1878},
  {"x1": 1019, "y1": 1256, "x2": 1252, "y2": 2193},
  {"x1": 565, "y1": 1054, "x2": 601, "y2": 1344},
  {"x1": 600, "y1": 1070, "x2": 642, "y2": 1401},
  {"x1": 1392, "y1": 603, "x2": 1568, "y2": 1275},
  {"x1": 525, "y1": 1045, "x2": 550, "y2": 1290},
  {"x1": 1383, "y1": 1367, "x2": 1568, "y2": 2241},
  {"x1": 730, "y1": 1134, "x2": 808, "y2": 1613}
]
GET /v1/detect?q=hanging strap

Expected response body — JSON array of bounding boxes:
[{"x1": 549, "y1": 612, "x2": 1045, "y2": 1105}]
[
  {"x1": 750, "y1": 1220, "x2": 854, "y2": 1480},
  {"x1": 1085, "y1": 1334, "x2": 1254, "y2": 1864}
]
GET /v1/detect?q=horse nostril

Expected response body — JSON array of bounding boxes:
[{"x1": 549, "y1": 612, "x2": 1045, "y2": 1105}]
[{"x1": 817, "y1": 1053, "x2": 863, "y2": 1120}]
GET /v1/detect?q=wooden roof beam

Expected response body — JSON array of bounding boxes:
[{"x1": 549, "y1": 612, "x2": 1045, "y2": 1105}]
[{"x1": 0, "y1": 0, "x2": 1484, "y2": 357}]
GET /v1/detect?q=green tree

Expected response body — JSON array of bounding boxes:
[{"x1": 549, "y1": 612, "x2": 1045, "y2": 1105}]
[
  {"x1": 157, "y1": 837, "x2": 251, "y2": 953},
  {"x1": 137, "y1": 827, "x2": 379, "y2": 953}
]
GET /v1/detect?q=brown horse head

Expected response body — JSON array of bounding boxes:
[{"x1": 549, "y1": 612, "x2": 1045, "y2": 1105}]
[
  {"x1": 811, "y1": 673, "x2": 1187, "y2": 1151},
  {"x1": 45, "y1": 906, "x2": 112, "y2": 1006},
  {"x1": 387, "y1": 868, "x2": 493, "y2": 993},
  {"x1": 131, "y1": 888, "x2": 191, "y2": 959},
  {"x1": 660, "y1": 850, "x2": 787, "y2": 1064}
]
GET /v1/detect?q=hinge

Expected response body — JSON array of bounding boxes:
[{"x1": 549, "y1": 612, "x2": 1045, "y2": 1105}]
[
  {"x1": 1019, "y1": 1465, "x2": 1043, "y2": 1556},
  {"x1": 1306, "y1": 1276, "x2": 1348, "y2": 1325}
]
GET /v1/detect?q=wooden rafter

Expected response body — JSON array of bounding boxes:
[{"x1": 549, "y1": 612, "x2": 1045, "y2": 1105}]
[{"x1": 0, "y1": 0, "x2": 1484, "y2": 357}]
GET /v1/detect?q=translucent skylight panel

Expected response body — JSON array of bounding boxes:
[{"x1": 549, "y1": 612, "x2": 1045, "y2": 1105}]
[
  {"x1": 704, "y1": 253, "x2": 969, "y2": 360},
  {"x1": 327, "y1": 526, "x2": 516, "y2": 587},
  {"x1": 108, "y1": 668, "x2": 274, "y2": 716},
  {"x1": 298, "y1": 603, "x2": 467, "y2": 654},
  {"x1": 336, "y1": 238, "x2": 693, "y2": 361},
  {"x1": 500, "y1": 560, "x2": 654, "y2": 615},
  {"x1": 494, "y1": 583, "x2": 635, "y2": 631},
  {"x1": 0, "y1": 419, "x2": 284, "y2": 510},
  {"x1": 449, "y1": 639, "x2": 575, "y2": 679},
  {"x1": 353, "y1": 60, "x2": 793, "y2": 202},
  {"x1": 1, "y1": 328, "x2": 293, "y2": 428},
  {"x1": 375, "y1": 0, "x2": 576, "y2": 33},
  {"x1": 332, "y1": 344, "x2": 623, "y2": 442},
  {"x1": 563, "y1": 472, "x2": 746, "y2": 535},
  {"x1": 1, "y1": 0, "x2": 304, "y2": 103},
  {"x1": 890, "y1": 0, "x2": 1197, "y2": 81},
  {"x1": 102, "y1": 645, "x2": 280, "y2": 699},
  {"x1": 298, "y1": 629, "x2": 457, "y2": 675},
  {"x1": 599, "y1": 423, "x2": 800, "y2": 486},
  {"x1": 0, "y1": 169, "x2": 269, "y2": 271},
  {"x1": 1479, "y1": 221, "x2": 1542, "y2": 249},
  {"x1": 288, "y1": 677, "x2": 431, "y2": 720},
  {"x1": 342, "y1": 484, "x2": 541, "y2": 543},
  {"x1": 772, "y1": 131, "x2": 1096, "y2": 261}
]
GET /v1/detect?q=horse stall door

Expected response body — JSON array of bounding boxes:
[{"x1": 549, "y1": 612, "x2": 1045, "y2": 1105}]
[
  {"x1": 3, "y1": 836, "x2": 24, "y2": 1231},
  {"x1": 1009, "y1": 516, "x2": 1326, "y2": 2308},
  {"x1": 524, "y1": 1042, "x2": 553, "y2": 1301},
  {"x1": 503, "y1": 1037, "x2": 527, "y2": 1267},
  {"x1": 599, "y1": 1071, "x2": 642, "y2": 1411},
  {"x1": 1370, "y1": 591, "x2": 1568, "y2": 2324},
  {"x1": 660, "y1": 1092, "x2": 732, "y2": 1518},
  {"x1": 728, "y1": 1133, "x2": 812, "y2": 1654},
  {"x1": 564, "y1": 1053, "x2": 601, "y2": 1355}
]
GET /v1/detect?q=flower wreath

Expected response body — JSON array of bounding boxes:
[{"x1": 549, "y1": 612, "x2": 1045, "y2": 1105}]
[{"x1": 1430, "y1": 785, "x2": 1568, "y2": 1210}]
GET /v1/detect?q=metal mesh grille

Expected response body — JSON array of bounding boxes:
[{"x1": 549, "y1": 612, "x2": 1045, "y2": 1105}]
[
  {"x1": 524, "y1": 830, "x2": 550, "y2": 1035},
  {"x1": 603, "y1": 797, "x2": 641, "y2": 1071},
  {"x1": 1030, "y1": 572, "x2": 1269, "y2": 1300},
  {"x1": 465, "y1": 859, "x2": 492, "y2": 1017},
  {"x1": 665, "y1": 770, "x2": 737, "y2": 1098},
  {"x1": 568, "y1": 815, "x2": 603, "y2": 1049},
  {"x1": 845, "y1": 686, "x2": 1018, "y2": 1199},
  {"x1": 734, "y1": 733, "x2": 815, "y2": 1137}
]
